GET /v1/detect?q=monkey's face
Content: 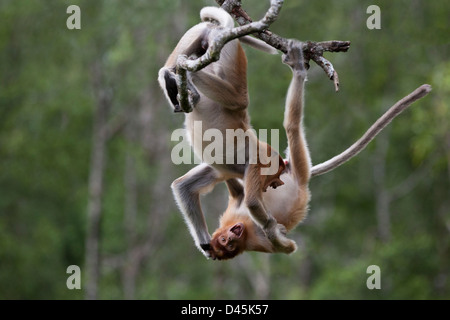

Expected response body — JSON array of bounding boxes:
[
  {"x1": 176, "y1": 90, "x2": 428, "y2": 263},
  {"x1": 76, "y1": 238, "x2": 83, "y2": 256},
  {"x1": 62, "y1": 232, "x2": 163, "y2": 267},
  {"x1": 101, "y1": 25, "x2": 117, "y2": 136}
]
[{"x1": 210, "y1": 223, "x2": 246, "y2": 260}]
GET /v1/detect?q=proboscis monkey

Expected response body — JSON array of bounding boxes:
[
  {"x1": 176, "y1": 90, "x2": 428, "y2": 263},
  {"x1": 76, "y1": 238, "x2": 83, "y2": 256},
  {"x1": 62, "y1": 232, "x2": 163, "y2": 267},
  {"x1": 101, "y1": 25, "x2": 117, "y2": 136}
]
[
  {"x1": 158, "y1": 7, "x2": 304, "y2": 259},
  {"x1": 209, "y1": 40, "x2": 311, "y2": 260}
]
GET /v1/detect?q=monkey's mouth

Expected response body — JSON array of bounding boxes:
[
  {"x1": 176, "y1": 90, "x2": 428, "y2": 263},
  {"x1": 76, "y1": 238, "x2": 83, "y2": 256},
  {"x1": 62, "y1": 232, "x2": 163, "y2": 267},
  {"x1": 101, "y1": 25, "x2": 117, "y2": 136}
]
[{"x1": 230, "y1": 223, "x2": 244, "y2": 237}]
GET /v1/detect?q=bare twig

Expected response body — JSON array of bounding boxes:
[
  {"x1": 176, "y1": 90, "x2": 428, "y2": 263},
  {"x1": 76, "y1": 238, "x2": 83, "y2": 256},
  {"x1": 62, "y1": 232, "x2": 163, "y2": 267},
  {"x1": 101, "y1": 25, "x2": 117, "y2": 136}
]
[
  {"x1": 178, "y1": 0, "x2": 283, "y2": 72},
  {"x1": 311, "y1": 84, "x2": 432, "y2": 177},
  {"x1": 217, "y1": 0, "x2": 350, "y2": 91},
  {"x1": 176, "y1": 0, "x2": 350, "y2": 112},
  {"x1": 175, "y1": 0, "x2": 283, "y2": 112},
  {"x1": 174, "y1": 64, "x2": 199, "y2": 113}
]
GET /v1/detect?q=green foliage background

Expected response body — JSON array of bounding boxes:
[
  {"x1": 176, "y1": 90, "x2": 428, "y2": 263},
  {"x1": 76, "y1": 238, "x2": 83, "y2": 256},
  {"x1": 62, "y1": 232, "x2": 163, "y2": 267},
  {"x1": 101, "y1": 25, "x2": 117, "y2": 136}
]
[{"x1": 0, "y1": 0, "x2": 449, "y2": 299}]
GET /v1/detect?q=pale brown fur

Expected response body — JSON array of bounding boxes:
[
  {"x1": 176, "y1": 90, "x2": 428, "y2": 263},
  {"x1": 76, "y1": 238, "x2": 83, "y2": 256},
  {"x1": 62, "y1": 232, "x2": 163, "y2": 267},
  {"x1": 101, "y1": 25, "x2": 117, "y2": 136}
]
[
  {"x1": 158, "y1": 7, "x2": 303, "y2": 259},
  {"x1": 209, "y1": 41, "x2": 311, "y2": 259}
]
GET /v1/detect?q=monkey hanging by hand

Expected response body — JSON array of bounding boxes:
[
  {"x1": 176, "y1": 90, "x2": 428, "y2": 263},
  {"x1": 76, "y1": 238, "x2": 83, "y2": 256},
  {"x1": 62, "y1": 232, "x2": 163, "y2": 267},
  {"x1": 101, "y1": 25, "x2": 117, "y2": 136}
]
[
  {"x1": 159, "y1": 4, "x2": 433, "y2": 261},
  {"x1": 158, "y1": 7, "x2": 300, "y2": 259},
  {"x1": 208, "y1": 40, "x2": 311, "y2": 260}
]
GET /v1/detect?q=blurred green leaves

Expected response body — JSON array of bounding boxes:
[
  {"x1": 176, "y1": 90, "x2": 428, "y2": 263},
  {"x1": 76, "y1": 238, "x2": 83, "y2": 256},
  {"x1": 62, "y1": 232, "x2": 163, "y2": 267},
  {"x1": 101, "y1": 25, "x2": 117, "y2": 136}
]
[{"x1": 0, "y1": 0, "x2": 448, "y2": 300}]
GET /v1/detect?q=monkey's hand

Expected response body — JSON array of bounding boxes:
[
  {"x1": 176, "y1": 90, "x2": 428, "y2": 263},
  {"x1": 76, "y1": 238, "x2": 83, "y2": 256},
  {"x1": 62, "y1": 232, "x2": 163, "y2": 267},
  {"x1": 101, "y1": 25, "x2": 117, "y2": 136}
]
[
  {"x1": 282, "y1": 40, "x2": 307, "y2": 76},
  {"x1": 200, "y1": 243, "x2": 216, "y2": 260},
  {"x1": 174, "y1": 56, "x2": 200, "y2": 113},
  {"x1": 264, "y1": 219, "x2": 297, "y2": 254},
  {"x1": 261, "y1": 155, "x2": 286, "y2": 192}
]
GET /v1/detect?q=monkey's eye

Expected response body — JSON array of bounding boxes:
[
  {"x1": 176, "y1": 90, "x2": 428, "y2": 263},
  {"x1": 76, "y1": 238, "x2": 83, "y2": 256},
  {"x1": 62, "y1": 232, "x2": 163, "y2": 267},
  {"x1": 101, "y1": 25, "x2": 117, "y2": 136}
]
[{"x1": 220, "y1": 237, "x2": 226, "y2": 243}]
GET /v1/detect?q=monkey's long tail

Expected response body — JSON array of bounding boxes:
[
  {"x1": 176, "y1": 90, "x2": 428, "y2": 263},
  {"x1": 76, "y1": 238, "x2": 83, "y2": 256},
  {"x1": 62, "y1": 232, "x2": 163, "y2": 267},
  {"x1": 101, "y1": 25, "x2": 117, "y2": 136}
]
[{"x1": 310, "y1": 84, "x2": 432, "y2": 177}]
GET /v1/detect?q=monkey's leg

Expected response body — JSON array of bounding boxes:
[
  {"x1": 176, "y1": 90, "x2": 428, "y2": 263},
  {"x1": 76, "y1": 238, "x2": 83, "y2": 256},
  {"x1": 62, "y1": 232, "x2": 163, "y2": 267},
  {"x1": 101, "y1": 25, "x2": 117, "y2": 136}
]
[
  {"x1": 225, "y1": 178, "x2": 244, "y2": 200},
  {"x1": 191, "y1": 69, "x2": 249, "y2": 110},
  {"x1": 190, "y1": 40, "x2": 249, "y2": 110},
  {"x1": 282, "y1": 40, "x2": 312, "y2": 188},
  {"x1": 244, "y1": 164, "x2": 297, "y2": 254},
  {"x1": 171, "y1": 164, "x2": 224, "y2": 258}
]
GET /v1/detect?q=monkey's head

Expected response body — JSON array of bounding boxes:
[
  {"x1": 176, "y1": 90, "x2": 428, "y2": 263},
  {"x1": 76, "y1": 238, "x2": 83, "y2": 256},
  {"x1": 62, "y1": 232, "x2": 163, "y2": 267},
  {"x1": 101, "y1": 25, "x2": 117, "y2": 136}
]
[{"x1": 210, "y1": 223, "x2": 246, "y2": 260}]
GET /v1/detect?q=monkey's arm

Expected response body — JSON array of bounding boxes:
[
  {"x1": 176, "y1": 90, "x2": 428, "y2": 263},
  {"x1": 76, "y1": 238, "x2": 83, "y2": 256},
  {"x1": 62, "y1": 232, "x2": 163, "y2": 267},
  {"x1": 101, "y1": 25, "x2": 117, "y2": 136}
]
[
  {"x1": 282, "y1": 40, "x2": 312, "y2": 188},
  {"x1": 241, "y1": 41, "x2": 310, "y2": 254},
  {"x1": 244, "y1": 164, "x2": 297, "y2": 253},
  {"x1": 225, "y1": 178, "x2": 244, "y2": 200},
  {"x1": 171, "y1": 164, "x2": 223, "y2": 258}
]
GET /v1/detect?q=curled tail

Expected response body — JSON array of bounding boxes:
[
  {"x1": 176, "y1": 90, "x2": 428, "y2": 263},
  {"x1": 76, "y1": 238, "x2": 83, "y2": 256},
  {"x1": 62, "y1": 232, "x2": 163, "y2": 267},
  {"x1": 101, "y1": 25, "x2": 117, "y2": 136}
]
[{"x1": 200, "y1": 7, "x2": 234, "y2": 28}]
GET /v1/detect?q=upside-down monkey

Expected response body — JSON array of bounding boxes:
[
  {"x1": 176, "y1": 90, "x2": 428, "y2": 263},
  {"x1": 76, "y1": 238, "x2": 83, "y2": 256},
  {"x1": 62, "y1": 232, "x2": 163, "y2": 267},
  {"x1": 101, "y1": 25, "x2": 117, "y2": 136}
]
[
  {"x1": 208, "y1": 41, "x2": 311, "y2": 260},
  {"x1": 158, "y1": 7, "x2": 311, "y2": 260}
]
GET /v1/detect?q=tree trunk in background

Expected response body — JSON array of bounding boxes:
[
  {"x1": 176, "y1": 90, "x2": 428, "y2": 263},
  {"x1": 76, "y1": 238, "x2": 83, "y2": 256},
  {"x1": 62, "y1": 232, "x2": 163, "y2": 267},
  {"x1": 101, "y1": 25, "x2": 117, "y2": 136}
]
[
  {"x1": 85, "y1": 61, "x2": 111, "y2": 300},
  {"x1": 238, "y1": 254, "x2": 271, "y2": 299},
  {"x1": 118, "y1": 86, "x2": 175, "y2": 299},
  {"x1": 122, "y1": 110, "x2": 139, "y2": 300},
  {"x1": 373, "y1": 131, "x2": 391, "y2": 243}
]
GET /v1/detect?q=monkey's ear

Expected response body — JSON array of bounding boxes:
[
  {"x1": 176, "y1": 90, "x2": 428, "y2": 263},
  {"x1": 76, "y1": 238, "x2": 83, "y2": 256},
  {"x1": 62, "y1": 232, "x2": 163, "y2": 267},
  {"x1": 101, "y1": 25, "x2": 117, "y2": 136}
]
[
  {"x1": 225, "y1": 179, "x2": 244, "y2": 200},
  {"x1": 229, "y1": 223, "x2": 244, "y2": 238}
]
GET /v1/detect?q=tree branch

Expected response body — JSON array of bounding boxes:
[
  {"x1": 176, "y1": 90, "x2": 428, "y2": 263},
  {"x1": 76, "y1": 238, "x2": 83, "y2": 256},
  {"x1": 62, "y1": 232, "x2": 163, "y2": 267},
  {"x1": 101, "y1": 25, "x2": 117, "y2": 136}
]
[
  {"x1": 176, "y1": 0, "x2": 350, "y2": 112},
  {"x1": 178, "y1": 0, "x2": 283, "y2": 72},
  {"x1": 311, "y1": 84, "x2": 432, "y2": 177},
  {"x1": 174, "y1": 65, "x2": 198, "y2": 113},
  {"x1": 175, "y1": 0, "x2": 283, "y2": 112},
  {"x1": 217, "y1": 0, "x2": 350, "y2": 91},
  {"x1": 173, "y1": 2, "x2": 431, "y2": 178}
]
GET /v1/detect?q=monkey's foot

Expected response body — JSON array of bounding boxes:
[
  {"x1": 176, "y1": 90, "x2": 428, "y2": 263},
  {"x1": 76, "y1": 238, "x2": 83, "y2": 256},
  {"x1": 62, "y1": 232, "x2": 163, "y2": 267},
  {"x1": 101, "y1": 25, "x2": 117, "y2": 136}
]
[
  {"x1": 264, "y1": 222, "x2": 297, "y2": 254},
  {"x1": 262, "y1": 156, "x2": 286, "y2": 192}
]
